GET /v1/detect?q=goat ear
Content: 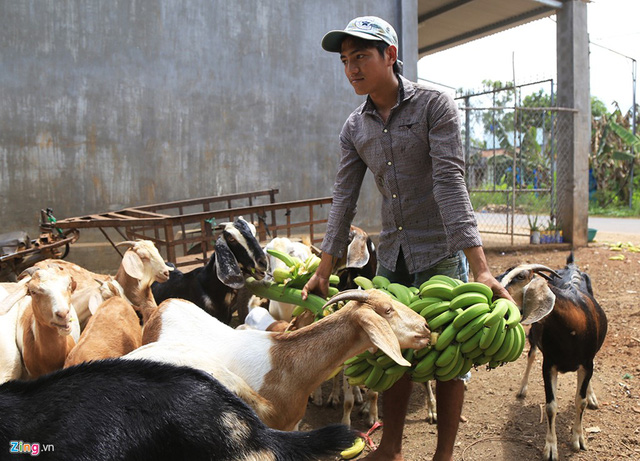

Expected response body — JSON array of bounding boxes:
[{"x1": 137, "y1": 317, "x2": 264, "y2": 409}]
[
  {"x1": 521, "y1": 277, "x2": 556, "y2": 324},
  {"x1": 88, "y1": 293, "x2": 103, "y2": 315},
  {"x1": 354, "y1": 307, "x2": 411, "y2": 366},
  {"x1": 214, "y1": 237, "x2": 245, "y2": 289},
  {"x1": 346, "y1": 232, "x2": 370, "y2": 269},
  {"x1": 122, "y1": 250, "x2": 145, "y2": 280},
  {"x1": 0, "y1": 283, "x2": 29, "y2": 315}
]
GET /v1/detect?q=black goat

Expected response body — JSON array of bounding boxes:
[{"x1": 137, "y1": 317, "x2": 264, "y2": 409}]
[
  {"x1": 498, "y1": 253, "x2": 608, "y2": 461},
  {"x1": 152, "y1": 218, "x2": 267, "y2": 324},
  {"x1": 0, "y1": 359, "x2": 356, "y2": 461}
]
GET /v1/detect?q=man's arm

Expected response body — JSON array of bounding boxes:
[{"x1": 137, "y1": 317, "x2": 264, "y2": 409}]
[{"x1": 463, "y1": 246, "x2": 513, "y2": 302}]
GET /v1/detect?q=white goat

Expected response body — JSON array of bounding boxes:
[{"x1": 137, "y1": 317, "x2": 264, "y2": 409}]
[
  {"x1": 129, "y1": 289, "x2": 430, "y2": 430},
  {"x1": 0, "y1": 265, "x2": 80, "y2": 382},
  {"x1": 64, "y1": 240, "x2": 170, "y2": 367}
]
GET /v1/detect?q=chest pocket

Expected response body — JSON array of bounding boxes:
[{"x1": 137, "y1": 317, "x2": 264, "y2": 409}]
[{"x1": 395, "y1": 117, "x2": 429, "y2": 154}]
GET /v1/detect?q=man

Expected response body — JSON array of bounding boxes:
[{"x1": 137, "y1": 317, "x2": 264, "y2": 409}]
[{"x1": 301, "y1": 16, "x2": 512, "y2": 461}]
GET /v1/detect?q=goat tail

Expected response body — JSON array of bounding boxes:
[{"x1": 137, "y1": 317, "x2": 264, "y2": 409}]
[{"x1": 270, "y1": 423, "x2": 357, "y2": 461}]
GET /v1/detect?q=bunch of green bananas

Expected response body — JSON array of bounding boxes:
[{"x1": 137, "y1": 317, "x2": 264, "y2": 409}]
[
  {"x1": 342, "y1": 348, "x2": 415, "y2": 392},
  {"x1": 344, "y1": 274, "x2": 526, "y2": 385},
  {"x1": 244, "y1": 248, "x2": 340, "y2": 320}
]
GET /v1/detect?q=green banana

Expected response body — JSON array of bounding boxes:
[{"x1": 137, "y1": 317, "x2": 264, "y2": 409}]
[
  {"x1": 364, "y1": 365, "x2": 385, "y2": 389},
  {"x1": 387, "y1": 283, "x2": 412, "y2": 305},
  {"x1": 419, "y1": 282, "x2": 454, "y2": 300},
  {"x1": 479, "y1": 319, "x2": 501, "y2": 350},
  {"x1": 385, "y1": 363, "x2": 411, "y2": 376},
  {"x1": 427, "y1": 274, "x2": 459, "y2": 287},
  {"x1": 428, "y1": 308, "x2": 462, "y2": 331},
  {"x1": 449, "y1": 292, "x2": 490, "y2": 310},
  {"x1": 353, "y1": 276, "x2": 374, "y2": 290},
  {"x1": 371, "y1": 275, "x2": 391, "y2": 289},
  {"x1": 493, "y1": 323, "x2": 516, "y2": 362},
  {"x1": 413, "y1": 349, "x2": 440, "y2": 374},
  {"x1": 460, "y1": 327, "x2": 484, "y2": 354},
  {"x1": 434, "y1": 321, "x2": 459, "y2": 351},
  {"x1": 435, "y1": 342, "x2": 459, "y2": 367},
  {"x1": 345, "y1": 360, "x2": 371, "y2": 377},
  {"x1": 272, "y1": 267, "x2": 291, "y2": 283},
  {"x1": 344, "y1": 354, "x2": 365, "y2": 366},
  {"x1": 411, "y1": 371, "x2": 435, "y2": 383},
  {"x1": 403, "y1": 348, "x2": 415, "y2": 363},
  {"x1": 484, "y1": 298, "x2": 510, "y2": 327},
  {"x1": 459, "y1": 357, "x2": 474, "y2": 376},
  {"x1": 455, "y1": 312, "x2": 491, "y2": 342},
  {"x1": 505, "y1": 299, "x2": 522, "y2": 328},
  {"x1": 420, "y1": 301, "x2": 451, "y2": 320},
  {"x1": 340, "y1": 436, "x2": 366, "y2": 460},
  {"x1": 376, "y1": 354, "x2": 395, "y2": 368},
  {"x1": 409, "y1": 296, "x2": 441, "y2": 313},
  {"x1": 435, "y1": 351, "x2": 464, "y2": 381},
  {"x1": 329, "y1": 274, "x2": 341, "y2": 285},
  {"x1": 266, "y1": 248, "x2": 297, "y2": 267},
  {"x1": 504, "y1": 323, "x2": 526, "y2": 362},
  {"x1": 245, "y1": 278, "x2": 326, "y2": 317},
  {"x1": 414, "y1": 344, "x2": 433, "y2": 359},
  {"x1": 464, "y1": 345, "x2": 485, "y2": 360},
  {"x1": 483, "y1": 318, "x2": 507, "y2": 356},
  {"x1": 452, "y1": 302, "x2": 491, "y2": 329},
  {"x1": 374, "y1": 371, "x2": 401, "y2": 392},
  {"x1": 347, "y1": 369, "x2": 370, "y2": 386},
  {"x1": 451, "y1": 281, "x2": 494, "y2": 301},
  {"x1": 473, "y1": 353, "x2": 492, "y2": 366}
]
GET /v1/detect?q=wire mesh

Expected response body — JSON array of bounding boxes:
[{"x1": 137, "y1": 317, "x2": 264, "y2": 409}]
[{"x1": 458, "y1": 81, "x2": 575, "y2": 248}]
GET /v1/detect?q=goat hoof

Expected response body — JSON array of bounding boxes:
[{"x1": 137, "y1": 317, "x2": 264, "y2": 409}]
[
  {"x1": 516, "y1": 390, "x2": 527, "y2": 400},
  {"x1": 571, "y1": 435, "x2": 586, "y2": 452},
  {"x1": 425, "y1": 412, "x2": 437, "y2": 424},
  {"x1": 543, "y1": 444, "x2": 558, "y2": 461}
]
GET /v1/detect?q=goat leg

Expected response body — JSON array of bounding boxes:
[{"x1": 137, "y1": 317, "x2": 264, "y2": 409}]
[
  {"x1": 517, "y1": 343, "x2": 537, "y2": 399},
  {"x1": 543, "y1": 362, "x2": 559, "y2": 461},
  {"x1": 572, "y1": 365, "x2": 591, "y2": 452}
]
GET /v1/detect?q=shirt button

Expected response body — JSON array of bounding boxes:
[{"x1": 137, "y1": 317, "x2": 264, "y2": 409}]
[
  {"x1": 398, "y1": 226, "x2": 403, "y2": 231},
  {"x1": 383, "y1": 129, "x2": 388, "y2": 133},
  {"x1": 392, "y1": 194, "x2": 397, "y2": 198},
  {"x1": 387, "y1": 161, "x2": 392, "y2": 166}
]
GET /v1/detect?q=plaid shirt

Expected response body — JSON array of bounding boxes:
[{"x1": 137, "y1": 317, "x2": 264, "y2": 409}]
[{"x1": 321, "y1": 74, "x2": 482, "y2": 273}]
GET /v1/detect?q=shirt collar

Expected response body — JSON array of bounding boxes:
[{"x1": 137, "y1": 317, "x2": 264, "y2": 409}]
[{"x1": 361, "y1": 74, "x2": 416, "y2": 115}]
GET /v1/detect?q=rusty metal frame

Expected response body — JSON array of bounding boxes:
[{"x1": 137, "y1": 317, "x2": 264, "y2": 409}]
[{"x1": 53, "y1": 189, "x2": 333, "y2": 269}]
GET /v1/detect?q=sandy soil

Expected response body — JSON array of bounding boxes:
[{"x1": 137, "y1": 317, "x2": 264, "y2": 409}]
[{"x1": 298, "y1": 230, "x2": 640, "y2": 461}]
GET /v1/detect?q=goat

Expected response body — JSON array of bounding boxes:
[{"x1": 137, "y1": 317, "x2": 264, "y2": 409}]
[
  {"x1": 498, "y1": 254, "x2": 608, "y2": 461},
  {"x1": 333, "y1": 225, "x2": 378, "y2": 292},
  {"x1": 64, "y1": 241, "x2": 169, "y2": 367},
  {"x1": 33, "y1": 239, "x2": 171, "y2": 329},
  {"x1": 0, "y1": 359, "x2": 356, "y2": 461},
  {"x1": 264, "y1": 236, "x2": 314, "y2": 322},
  {"x1": 0, "y1": 265, "x2": 80, "y2": 382},
  {"x1": 151, "y1": 218, "x2": 268, "y2": 324},
  {"x1": 129, "y1": 289, "x2": 430, "y2": 430}
]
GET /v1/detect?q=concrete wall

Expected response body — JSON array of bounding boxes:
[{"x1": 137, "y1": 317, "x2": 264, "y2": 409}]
[{"x1": 0, "y1": 0, "x2": 417, "y2": 269}]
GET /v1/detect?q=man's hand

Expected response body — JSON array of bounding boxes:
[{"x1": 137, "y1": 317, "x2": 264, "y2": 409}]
[
  {"x1": 474, "y1": 272, "x2": 514, "y2": 303},
  {"x1": 301, "y1": 273, "x2": 330, "y2": 300},
  {"x1": 301, "y1": 251, "x2": 335, "y2": 301}
]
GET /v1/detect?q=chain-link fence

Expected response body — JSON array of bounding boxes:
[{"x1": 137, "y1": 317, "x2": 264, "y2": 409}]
[{"x1": 457, "y1": 80, "x2": 576, "y2": 248}]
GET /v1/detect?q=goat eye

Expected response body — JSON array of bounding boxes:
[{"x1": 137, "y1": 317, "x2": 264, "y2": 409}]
[
  {"x1": 227, "y1": 236, "x2": 236, "y2": 243},
  {"x1": 385, "y1": 308, "x2": 392, "y2": 315}
]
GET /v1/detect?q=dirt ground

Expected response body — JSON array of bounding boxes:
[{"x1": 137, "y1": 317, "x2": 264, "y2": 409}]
[{"x1": 298, "y1": 230, "x2": 640, "y2": 461}]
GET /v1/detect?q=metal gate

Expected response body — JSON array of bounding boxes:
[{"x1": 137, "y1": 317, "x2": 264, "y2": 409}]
[{"x1": 458, "y1": 80, "x2": 575, "y2": 247}]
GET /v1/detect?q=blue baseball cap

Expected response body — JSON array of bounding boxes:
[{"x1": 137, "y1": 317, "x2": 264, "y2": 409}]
[{"x1": 322, "y1": 16, "x2": 398, "y2": 53}]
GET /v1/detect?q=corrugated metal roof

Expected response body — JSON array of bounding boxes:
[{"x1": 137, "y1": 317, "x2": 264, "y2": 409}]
[{"x1": 418, "y1": 0, "x2": 563, "y2": 57}]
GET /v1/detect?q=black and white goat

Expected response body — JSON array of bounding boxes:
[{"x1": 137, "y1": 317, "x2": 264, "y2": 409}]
[
  {"x1": 498, "y1": 254, "x2": 608, "y2": 461},
  {"x1": 0, "y1": 359, "x2": 356, "y2": 461},
  {"x1": 152, "y1": 218, "x2": 268, "y2": 324}
]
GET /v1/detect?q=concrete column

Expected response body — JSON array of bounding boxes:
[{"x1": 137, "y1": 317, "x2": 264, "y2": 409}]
[
  {"x1": 556, "y1": 0, "x2": 591, "y2": 246},
  {"x1": 396, "y1": 0, "x2": 418, "y2": 81}
]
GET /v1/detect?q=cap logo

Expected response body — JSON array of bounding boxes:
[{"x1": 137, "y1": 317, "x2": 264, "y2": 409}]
[{"x1": 354, "y1": 20, "x2": 374, "y2": 31}]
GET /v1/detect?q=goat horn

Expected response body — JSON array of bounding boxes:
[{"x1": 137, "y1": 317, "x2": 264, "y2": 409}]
[
  {"x1": 322, "y1": 289, "x2": 370, "y2": 309},
  {"x1": 115, "y1": 241, "x2": 136, "y2": 248},
  {"x1": 530, "y1": 265, "x2": 560, "y2": 279}
]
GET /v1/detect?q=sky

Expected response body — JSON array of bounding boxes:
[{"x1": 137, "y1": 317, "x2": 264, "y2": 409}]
[{"x1": 418, "y1": 0, "x2": 639, "y2": 113}]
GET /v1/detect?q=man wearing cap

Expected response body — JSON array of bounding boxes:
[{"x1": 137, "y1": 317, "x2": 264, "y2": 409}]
[{"x1": 302, "y1": 16, "x2": 510, "y2": 461}]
